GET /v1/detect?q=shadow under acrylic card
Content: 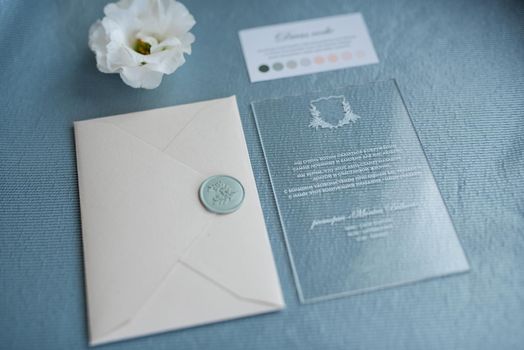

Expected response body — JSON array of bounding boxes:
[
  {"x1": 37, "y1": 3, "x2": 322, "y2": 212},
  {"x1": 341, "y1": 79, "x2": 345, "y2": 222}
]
[{"x1": 252, "y1": 80, "x2": 469, "y2": 303}]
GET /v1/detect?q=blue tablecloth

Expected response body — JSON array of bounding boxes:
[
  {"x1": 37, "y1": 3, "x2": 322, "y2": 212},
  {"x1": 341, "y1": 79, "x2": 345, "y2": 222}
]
[{"x1": 1, "y1": 0, "x2": 523, "y2": 349}]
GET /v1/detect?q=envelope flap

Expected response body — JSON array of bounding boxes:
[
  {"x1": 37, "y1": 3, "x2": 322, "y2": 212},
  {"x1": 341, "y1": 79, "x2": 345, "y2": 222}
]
[
  {"x1": 75, "y1": 120, "x2": 211, "y2": 339},
  {"x1": 181, "y1": 193, "x2": 285, "y2": 306},
  {"x1": 163, "y1": 96, "x2": 251, "y2": 176},
  {"x1": 170, "y1": 96, "x2": 284, "y2": 306},
  {"x1": 104, "y1": 101, "x2": 213, "y2": 151}
]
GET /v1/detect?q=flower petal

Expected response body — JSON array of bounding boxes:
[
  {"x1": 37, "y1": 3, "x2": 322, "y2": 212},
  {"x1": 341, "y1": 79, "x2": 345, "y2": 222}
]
[
  {"x1": 166, "y1": 1, "x2": 196, "y2": 34},
  {"x1": 143, "y1": 50, "x2": 184, "y2": 74},
  {"x1": 120, "y1": 66, "x2": 164, "y2": 89},
  {"x1": 88, "y1": 20, "x2": 115, "y2": 73}
]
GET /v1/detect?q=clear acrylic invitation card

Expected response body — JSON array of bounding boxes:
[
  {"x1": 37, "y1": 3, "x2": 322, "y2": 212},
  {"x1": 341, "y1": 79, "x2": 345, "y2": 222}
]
[{"x1": 252, "y1": 80, "x2": 469, "y2": 303}]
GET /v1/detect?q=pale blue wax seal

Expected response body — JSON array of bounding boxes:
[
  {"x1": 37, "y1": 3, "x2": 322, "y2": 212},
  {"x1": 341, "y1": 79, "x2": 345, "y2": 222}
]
[{"x1": 199, "y1": 175, "x2": 245, "y2": 214}]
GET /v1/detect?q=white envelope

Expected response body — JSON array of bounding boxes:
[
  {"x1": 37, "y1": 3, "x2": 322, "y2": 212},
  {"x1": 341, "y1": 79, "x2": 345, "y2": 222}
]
[{"x1": 74, "y1": 96, "x2": 285, "y2": 346}]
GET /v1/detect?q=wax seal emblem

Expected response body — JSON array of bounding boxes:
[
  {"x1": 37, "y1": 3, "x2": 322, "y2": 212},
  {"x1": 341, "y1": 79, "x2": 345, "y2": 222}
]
[{"x1": 199, "y1": 175, "x2": 245, "y2": 214}]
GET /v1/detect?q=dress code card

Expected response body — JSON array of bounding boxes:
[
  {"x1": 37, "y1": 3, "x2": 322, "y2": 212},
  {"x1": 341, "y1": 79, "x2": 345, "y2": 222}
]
[
  {"x1": 252, "y1": 80, "x2": 469, "y2": 303},
  {"x1": 239, "y1": 13, "x2": 379, "y2": 82}
]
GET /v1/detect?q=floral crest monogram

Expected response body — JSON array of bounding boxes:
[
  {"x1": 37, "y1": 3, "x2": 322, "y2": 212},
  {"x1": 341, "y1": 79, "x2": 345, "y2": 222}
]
[{"x1": 308, "y1": 95, "x2": 361, "y2": 130}]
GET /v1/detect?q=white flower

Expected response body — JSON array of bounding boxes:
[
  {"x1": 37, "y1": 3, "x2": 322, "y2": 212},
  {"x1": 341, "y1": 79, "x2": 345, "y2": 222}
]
[{"x1": 89, "y1": 0, "x2": 195, "y2": 89}]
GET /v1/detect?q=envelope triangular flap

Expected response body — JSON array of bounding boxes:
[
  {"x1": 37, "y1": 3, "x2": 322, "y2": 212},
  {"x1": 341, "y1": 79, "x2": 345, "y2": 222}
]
[
  {"x1": 104, "y1": 101, "x2": 210, "y2": 151},
  {"x1": 181, "y1": 197, "x2": 285, "y2": 305},
  {"x1": 163, "y1": 96, "x2": 253, "y2": 177},
  {"x1": 75, "y1": 120, "x2": 212, "y2": 340},
  {"x1": 93, "y1": 263, "x2": 274, "y2": 345},
  {"x1": 159, "y1": 96, "x2": 284, "y2": 305}
]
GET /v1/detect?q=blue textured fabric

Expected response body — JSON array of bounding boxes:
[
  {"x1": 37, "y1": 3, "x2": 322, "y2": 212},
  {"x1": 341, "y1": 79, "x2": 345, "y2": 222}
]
[{"x1": 1, "y1": 0, "x2": 523, "y2": 349}]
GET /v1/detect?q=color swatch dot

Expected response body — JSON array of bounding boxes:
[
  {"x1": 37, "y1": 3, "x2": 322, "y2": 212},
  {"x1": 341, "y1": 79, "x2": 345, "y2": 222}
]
[
  {"x1": 272, "y1": 62, "x2": 284, "y2": 71},
  {"x1": 341, "y1": 51, "x2": 352, "y2": 60},
  {"x1": 327, "y1": 54, "x2": 338, "y2": 63},
  {"x1": 286, "y1": 60, "x2": 298, "y2": 69},
  {"x1": 258, "y1": 64, "x2": 269, "y2": 73},
  {"x1": 314, "y1": 56, "x2": 325, "y2": 64},
  {"x1": 300, "y1": 57, "x2": 311, "y2": 66}
]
